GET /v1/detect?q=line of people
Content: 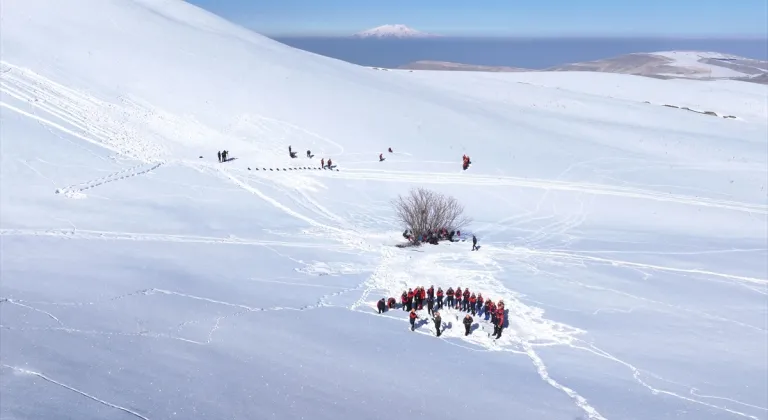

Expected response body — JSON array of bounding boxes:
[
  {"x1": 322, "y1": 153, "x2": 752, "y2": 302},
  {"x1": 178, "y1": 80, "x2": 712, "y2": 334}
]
[{"x1": 376, "y1": 285, "x2": 506, "y2": 339}]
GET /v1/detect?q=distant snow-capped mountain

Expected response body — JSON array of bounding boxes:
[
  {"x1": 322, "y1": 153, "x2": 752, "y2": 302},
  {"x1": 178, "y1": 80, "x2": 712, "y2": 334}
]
[{"x1": 353, "y1": 24, "x2": 437, "y2": 39}]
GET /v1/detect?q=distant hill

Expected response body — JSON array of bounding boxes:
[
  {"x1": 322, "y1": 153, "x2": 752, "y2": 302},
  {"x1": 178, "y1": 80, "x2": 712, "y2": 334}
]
[
  {"x1": 397, "y1": 51, "x2": 768, "y2": 83},
  {"x1": 353, "y1": 24, "x2": 438, "y2": 39}
]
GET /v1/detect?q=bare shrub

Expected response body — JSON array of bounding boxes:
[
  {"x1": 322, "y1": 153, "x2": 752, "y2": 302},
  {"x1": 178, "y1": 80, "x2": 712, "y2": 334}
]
[{"x1": 392, "y1": 187, "x2": 471, "y2": 236}]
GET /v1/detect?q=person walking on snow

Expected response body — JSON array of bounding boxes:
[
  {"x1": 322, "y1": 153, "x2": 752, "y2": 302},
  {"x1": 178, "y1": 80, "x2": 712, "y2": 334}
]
[
  {"x1": 446, "y1": 287, "x2": 454, "y2": 308},
  {"x1": 217, "y1": 151, "x2": 222, "y2": 163},
  {"x1": 472, "y1": 234, "x2": 478, "y2": 251},
  {"x1": 436, "y1": 287, "x2": 444, "y2": 309},
  {"x1": 377, "y1": 298, "x2": 386, "y2": 314},
  {"x1": 433, "y1": 312, "x2": 442, "y2": 337},
  {"x1": 409, "y1": 309, "x2": 419, "y2": 331},
  {"x1": 463, "y1": 314, "x2": 473, "y2": 336}
]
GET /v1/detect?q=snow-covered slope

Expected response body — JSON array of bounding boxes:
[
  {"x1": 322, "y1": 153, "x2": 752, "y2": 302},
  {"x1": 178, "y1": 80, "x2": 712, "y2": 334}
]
[
  {"x1": 353, "y1": 24, "x2": 437, "y2": 39},
  {"x1": 1, "y1": 1, "x2": 767, "y2": 419}
]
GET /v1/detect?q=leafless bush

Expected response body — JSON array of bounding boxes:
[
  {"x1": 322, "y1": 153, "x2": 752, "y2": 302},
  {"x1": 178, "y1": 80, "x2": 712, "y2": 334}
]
[{"x1": 392, "y1": 187, "x2": 471, "y2": 236}]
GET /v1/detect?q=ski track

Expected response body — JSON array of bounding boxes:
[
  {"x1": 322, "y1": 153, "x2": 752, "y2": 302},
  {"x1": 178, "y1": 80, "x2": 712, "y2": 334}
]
[
  {"x1": 0, "y1": 364, "x2": 151, "y2": 420},
  {"x1": 54, "y1": 162, "x2": 164, "y2": 198}
]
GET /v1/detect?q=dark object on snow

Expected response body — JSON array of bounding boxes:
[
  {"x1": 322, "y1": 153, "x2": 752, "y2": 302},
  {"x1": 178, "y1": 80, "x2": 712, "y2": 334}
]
[
  {"x1": 288, "y1": 145, "x2": 292, "y2": 153},
  {"x1": 199, "y1": 155, "x2": 203, "y2": 159},
  {"x1": 290, "y1": 151, "x2": 297, "y2": 158},
  {"x1": 472, "y1": 234, "x2": 478, "y2": 251},
  {"x1": 217, "y1": 151, "x2": 222, "y2": 162},
  {"x1": 247, "y1": 167, "x2": 251, "y2": 170},
  {"x1": 307, "y1": 150, "x2": 314, "y2": 158},
  {"x1": 388, "y1": 147, "x2": 393, "y2": 153},
  {"x1": 377, "y1": 298, "x2": 386, "y2": 314},
  {"x1": 433, "y1": 313, "x2": 442, "y2": 337},
  {"x1": 379, "y1": 153, "x2": 385, "y2": 161},
  {"x1": 463, "y1": 314, "x2": 473, "y2": 336}
]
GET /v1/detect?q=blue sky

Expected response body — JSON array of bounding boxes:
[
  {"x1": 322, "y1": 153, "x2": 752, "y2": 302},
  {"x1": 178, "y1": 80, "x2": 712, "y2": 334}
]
[{"x1": 187, "y1": 0, "x2": 768, "y2": 37}]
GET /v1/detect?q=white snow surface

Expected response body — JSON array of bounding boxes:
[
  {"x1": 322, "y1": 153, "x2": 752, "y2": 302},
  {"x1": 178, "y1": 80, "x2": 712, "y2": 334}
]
[
  {"x1": 649, "y1": 51, "x2": 755, "y2": 78},
  {"x1": 1, "y1": 1, "x2": 767, "y2": 420},
  {"x1": 353, "y1": 24, "x2": 437, "y2": 38}
]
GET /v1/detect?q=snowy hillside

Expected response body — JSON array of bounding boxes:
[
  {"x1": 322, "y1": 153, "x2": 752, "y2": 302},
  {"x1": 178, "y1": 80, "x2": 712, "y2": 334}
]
[
  {"x1": 1, "y1": 1, "x2": 767, "y2": 419},
  {"x1": 353, "y1": 24, "x2": 437, "y2": 39}
]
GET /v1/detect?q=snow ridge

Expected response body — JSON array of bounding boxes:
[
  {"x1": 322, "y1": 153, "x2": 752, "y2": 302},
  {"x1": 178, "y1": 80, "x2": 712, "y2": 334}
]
[{"x1": 353, "y1": 24, "x2": 437, "y2": 39}]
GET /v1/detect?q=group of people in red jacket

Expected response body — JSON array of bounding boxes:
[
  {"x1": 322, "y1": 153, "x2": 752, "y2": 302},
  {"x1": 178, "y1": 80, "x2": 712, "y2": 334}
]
[{"x1": 376, "y1": 285, "x2": 506, "y2": 339}]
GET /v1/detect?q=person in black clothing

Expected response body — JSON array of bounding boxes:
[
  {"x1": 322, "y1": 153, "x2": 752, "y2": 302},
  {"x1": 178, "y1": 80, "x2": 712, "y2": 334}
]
[
  {"x1": 217, "y1": 151, "x2": 222, "y2": 162},
  {"x1": 433, "y1": 312, "x2": 442, "y2": 337},
  {"x1": 427, "y1": 297, "x2": 435, "y2": 316},
  {"x1": 377, "y1": 298, "x2": 386, "y2": 314},
  {"x1": 471, "y1": 234, "x2": 478, "y2": 251},
  {"x1": 463, "y1": 314, "x2": 473, "y2": 336}
]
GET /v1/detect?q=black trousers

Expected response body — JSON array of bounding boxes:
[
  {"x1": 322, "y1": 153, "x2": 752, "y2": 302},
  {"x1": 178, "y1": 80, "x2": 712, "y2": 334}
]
[{"x1": 464, "y1": 324, "x2": 471, "y2": 336}]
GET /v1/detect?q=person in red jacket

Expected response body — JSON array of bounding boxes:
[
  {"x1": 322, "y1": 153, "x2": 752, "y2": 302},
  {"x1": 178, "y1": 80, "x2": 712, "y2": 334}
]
[
  {"x1": 401, "y1": 291, "x2": 408, "y2": 311},
  {"x1": 469, "y1": 293, "x2": 477, "y2": 315},
  {"x1": 455, "y1": 287, "x2": 462, "y2": 309},
  {"x1": 387, "y1": 297, "x2": 397, "y2": 309},
  {"x1": 462, "y1": 288, "x2": 471, "y2": 311},
  {"x1": 407, "y1": 289, "x2": 415, "y2": 311},
  {"x1": 476, "y1": 293, "x2": 484, "y2": 314},
  {"x1": 493, "y1": 311, "x2": 505, "y2": 339},
  {"x1": 409, "y1": 309, "x2": 419, "y2": 331},
  {"x1": 489, "y1": 301, "x2": 497, "y2": 323},
  {"x1": 427, "y1": 286, "x2": 435, "y2": 299},
  {"x1": 436, "y1": 287, "x2": 444, "y2": 309},
  {"x1": 446, "y1": 287, "x2": 454, "y2": 308}
]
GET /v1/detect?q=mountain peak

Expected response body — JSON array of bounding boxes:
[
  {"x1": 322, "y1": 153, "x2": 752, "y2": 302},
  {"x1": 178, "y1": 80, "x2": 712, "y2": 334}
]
[{"x1": 353, "y1": 24, "x2": 437, "y2": 39}]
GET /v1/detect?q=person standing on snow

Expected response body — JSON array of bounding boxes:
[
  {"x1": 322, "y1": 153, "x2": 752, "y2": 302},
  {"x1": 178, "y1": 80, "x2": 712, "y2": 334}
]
[
  {"x1": 494, "y1": 310, "x2": 505, "y2": 339},
  {"x1": 472, "y1": 234, "x2": 478, "y2": 251},
  {"x1": 446, "y1": 287, "x2": 454, "y2": 308},
  {"x1": 469, "y1": 293, "x2": 477, "y2": 316},
  {"x1": 462, "y1": 288, "x2": 471, "y2": 311},
  {"x1": 433, "y1": 312, "x2": 442, "y2": 337},
  {"x1": 321, "y1": 158, "x2": 325, "y2": 168},
  {"x1": 387, "y1": 297, "x2": 397, "y2": 309},
  {"x1": 427, "y1": 296, "x2": 435, "y2": 316},
  {"x1": 427, "y1": 285, "x2": 435, "y2": 300},
  {"x1": 407, "y1": 289, "x2": 415, "y2": 311},
  {"x1": 217, "y1": 151, "x2": 222, "y2": 163},
  {"x1": 409, "y1": 309, "x2": 419, "y2": 331},
  {"x1": 401, "y1": 291, "x2": 408, "y2": 311},
  {"x1": 476, "y1": 294, "x2": 484, "y2": 314},
  {"x1": 377, "y1": 298, "x2": 386, "y2": 314},
  {"x1": 463, "y1": 314, "x2": 473, "y2": 336},
  {"x1": 455, "y1": 287, "x2": 462, "y2": 310},
  {"x1": 436, "y1": 287, "x2": 444, "y2": 309}
]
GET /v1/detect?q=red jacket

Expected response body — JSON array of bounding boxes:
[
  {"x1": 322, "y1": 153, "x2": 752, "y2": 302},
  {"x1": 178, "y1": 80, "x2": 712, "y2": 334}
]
[
  {"x1": 446, "y1": 289, "x2": 454, "y2": 297},
  {"x1": 469, "y1": 294, "x2": 477, "y2": 304},
  {"x1": 407, "y1": 291, "x2": 414, "y2": 300},
  {"x1": 463, "y1": 290, "x2": 470, "y2": 299},
  {"x1": 456, "y1": 288, "x2": 462, "y2": 297},
  {"x1": 401, "y1": 294, "x2": 407, "y2": 303},
  {"x1": 409, "y1": 312, "x2": 418, "y2": 320},
  {"x1": 437, "y1": 289, "x2": 444, "y2": 297},
  {"x1": 477, "y1": 296, "x2": 484, "y2": 305},
  {"x1": 420, "y1": 289, "x2": 426, "y2": 299}
]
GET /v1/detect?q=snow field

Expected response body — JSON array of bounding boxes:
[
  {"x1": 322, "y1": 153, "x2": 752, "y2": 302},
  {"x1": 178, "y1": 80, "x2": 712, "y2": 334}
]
[{"x1": 1, "y1": 0, "x2": 767, "y2": 419}]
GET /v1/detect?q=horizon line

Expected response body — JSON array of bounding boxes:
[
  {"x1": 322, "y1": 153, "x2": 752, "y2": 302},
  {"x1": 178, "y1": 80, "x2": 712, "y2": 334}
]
[{"x1": 265, "y1": 33, "x2": 768, "y2": 41}]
